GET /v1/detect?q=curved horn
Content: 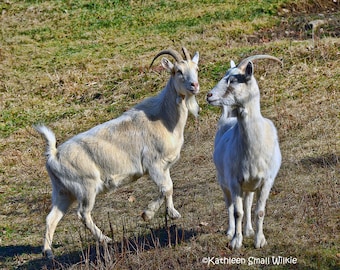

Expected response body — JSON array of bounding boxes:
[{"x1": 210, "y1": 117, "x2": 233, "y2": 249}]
[
  {"x1": 238, "y1": 54, "x2": 283, "y2": 70},
  {"x1": 182, "y1": 47, "x2": 191, "y2": 61},
  {"x1": 149, "y1": 48, "x2": 183, "y2": 68}
]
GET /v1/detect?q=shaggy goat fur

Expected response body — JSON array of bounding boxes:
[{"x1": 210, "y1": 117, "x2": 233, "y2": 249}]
[
  {"x1": 36, "y1": 47, "x2": 199, "y2": 258},
  {"x1": 207, "y1": 55, "x2": 282, "y2": 249}
]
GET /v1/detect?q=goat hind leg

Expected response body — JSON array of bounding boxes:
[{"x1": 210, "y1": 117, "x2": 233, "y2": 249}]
[
  {"x1": 43, "y1": 193, "x2": 74, "y2": 259},
  {"x1": 77, "y1": 192, "x2": 112, "y2": 243}
]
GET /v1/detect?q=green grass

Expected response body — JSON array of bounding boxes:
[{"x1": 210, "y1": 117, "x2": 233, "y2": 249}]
[
  {"x1": 0, "y1": 0, "x2": 339, "y2": 269},
  {"x1": 0, "y1": 0, "x2": 306, "y2": 102}
]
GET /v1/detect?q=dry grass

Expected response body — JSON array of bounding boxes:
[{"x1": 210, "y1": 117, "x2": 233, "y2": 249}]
[{"x1": 0, "y1": 0, "x2": 339, "y2": 269}]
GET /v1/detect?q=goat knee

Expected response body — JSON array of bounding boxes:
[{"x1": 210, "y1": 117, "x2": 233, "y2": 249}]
[
  {"x1": 234, "y1": 210, "x2": 243, "y2": 219},
  {"x1": 257, "y1": 210, "x2": 264, "y2": 218}
]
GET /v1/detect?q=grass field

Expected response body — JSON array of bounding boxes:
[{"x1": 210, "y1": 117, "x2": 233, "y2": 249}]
[{"x1": 0, "y1": 0, "x2": 339, "y2": 269}]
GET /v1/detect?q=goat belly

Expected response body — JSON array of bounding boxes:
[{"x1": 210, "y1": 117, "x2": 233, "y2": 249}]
[
  {"x1": 240, "y1": 176, "x2": 265, "y2": 192},
  {"x1": 104, "y1": 173, "x2": 142, "y2": 189}
]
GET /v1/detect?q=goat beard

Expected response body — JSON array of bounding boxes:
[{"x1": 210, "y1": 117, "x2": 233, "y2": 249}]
[{"x1": 185, "y1": 95, "x2": 200, "y2": 117}]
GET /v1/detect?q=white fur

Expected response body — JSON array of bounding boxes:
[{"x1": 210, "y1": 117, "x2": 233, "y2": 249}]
[
  {"x1": 36, "y1": 48, "x2": 199, "y2": 259},
  {"x1": 207, "y1": 57, "x2": 281, "y2": 250}
]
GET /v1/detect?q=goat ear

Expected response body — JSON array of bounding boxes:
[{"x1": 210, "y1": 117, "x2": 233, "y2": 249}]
[
  {"x1": 230, "y1": 60, "x2": 236, "y2": 68},
  {"x1": 244, "y1": 61, "x2": 254, "y2": 80},
  {"x1": 192, "y1": 52, "x2": 199, "y2": 65},
  {"x1": 161, "y1": 57, "x2": 174, "y2": 72}
]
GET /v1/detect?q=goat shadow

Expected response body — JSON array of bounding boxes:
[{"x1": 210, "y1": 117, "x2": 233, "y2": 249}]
[
  {"x1": 299, "y1": 153, "x2": 338, "y2": 169},
  {"x1": 12, "y1": 224, "x2": 197, "y2": 270}
]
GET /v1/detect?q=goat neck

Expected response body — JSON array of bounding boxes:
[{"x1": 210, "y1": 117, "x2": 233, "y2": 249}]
[
  {"x1": 234, "y1": 77, "x2": 266, "y2": 145},
  {"x1": 235, "y1": 77, "x2": 262, "y2": 119},
  {"x1": 135, "y1": 75, "x2": 190, "y2": 134},
  {"x1": 160, "y1": 78, "x2": 189, "y2": 133}
]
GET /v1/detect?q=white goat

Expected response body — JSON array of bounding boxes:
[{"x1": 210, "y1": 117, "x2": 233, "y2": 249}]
[
  {"x1": 35, "y1": 47, "x2": 200, "y2": 258},
  {"x1": 206, "y1": 55, "x2": 282, "y2": 250}
]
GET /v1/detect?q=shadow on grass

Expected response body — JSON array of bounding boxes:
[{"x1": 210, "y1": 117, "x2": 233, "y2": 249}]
[
  {"x1": 0, "y1": 244, "x2": 43, "y2": 267},
  {"x1": 14, "y1": 224, "x2": 197, "y2": 270},
  {"x1": 300, "y1": 153, "x2": 339, "y2": 168},
  {"x1": 0, "y1": 245, "x2": 42, "y2": 258}
]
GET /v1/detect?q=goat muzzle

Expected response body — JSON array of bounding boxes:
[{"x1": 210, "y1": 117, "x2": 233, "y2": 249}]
[{"x1": 191, "y1": 82, "x2": 199, "y2": 94}]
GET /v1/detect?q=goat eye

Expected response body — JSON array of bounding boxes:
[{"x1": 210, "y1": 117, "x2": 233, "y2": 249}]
[
  {"x1": 225, "y1": 77, "x2": 232, "y2": 85},
  {"x1": 229, "y1": 76, "x2": 238, "y2": 83},
  {"x1": 177, "y1": 70, "x2": 183, "y2": 75}
]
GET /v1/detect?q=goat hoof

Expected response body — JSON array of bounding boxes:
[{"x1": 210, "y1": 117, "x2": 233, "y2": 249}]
[
  {"x1": 229, "y1": 234, "x2": 243, "y2": 250},
  {"x1": 226, "y1": 229, "x2": 235, "y2": 240},
  {"x1": 168, "y1": 208, "x2": 181, "y2": 219},
  {"x1": 43, "y1": 249, "x2": 54, "y2": 260},
  {"x1": 141, "y1": 210, "x2": 154, "y2": 221},
  {"x1": 244, "y1": 228, "x2": 255, "y2": 237},
  {"x1": 101, "y1": 236, "x2": 112, "y2": 243},
  {"x1": 255, "y1": 234, "x2": 267, "y2": 248}
]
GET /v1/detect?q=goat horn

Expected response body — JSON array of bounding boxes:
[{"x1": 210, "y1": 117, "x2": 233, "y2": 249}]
[
  {"x1": 182, "y1": 47, "x2": 191, "y2": 61},
  {"x1": 238, "y1": 54, "x2": 283, "y2": 70},
  {"x1": 149, "y1": 48, "x2": 184, "y2": 68}
]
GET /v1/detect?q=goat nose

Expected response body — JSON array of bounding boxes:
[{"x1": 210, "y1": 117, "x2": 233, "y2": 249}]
[
  {"x1": 191, "y1": 82, "x2": 199, "y2": 89},
  {"x1": 207, "y1": 93, "x2": 213, "y2": 98}
]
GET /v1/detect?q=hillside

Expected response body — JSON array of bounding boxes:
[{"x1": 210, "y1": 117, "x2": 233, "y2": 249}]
[{"x1": 0, "y1": 0, "x2": 339, "y2": 269}]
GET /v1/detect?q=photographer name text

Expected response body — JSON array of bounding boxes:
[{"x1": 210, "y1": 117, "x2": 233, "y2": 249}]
[{"x1": 202, "y1": 256, "x2": 298, "y2": 266}]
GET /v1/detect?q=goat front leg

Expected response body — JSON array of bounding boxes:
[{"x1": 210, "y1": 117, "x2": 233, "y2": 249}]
[
  {"x1": 143, "y1": 167, "x2": 180, "y2": 221},
  {"x1": 244, "y1": 191, "x2": 255, "y2": 237},
  {"x1": 230, "y1": 187, "x2": 243, "y2": 250},
  {"x1": 254, "y1": 181, "x2": 272, "y2": 248},
  {"x1": 164, "y1": 184, "x2": 181, "y2": 219},
  {"x1": 221, "y1": 186, "x2": 235, "y2": 240},
  {"x1": 142, "y1": 194, "x2": 165, "y2": 221}
]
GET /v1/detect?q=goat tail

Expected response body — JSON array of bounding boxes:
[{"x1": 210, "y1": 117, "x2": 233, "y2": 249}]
[{"x1": 34, "y1": 125, "x2": 58, "y2": 158}]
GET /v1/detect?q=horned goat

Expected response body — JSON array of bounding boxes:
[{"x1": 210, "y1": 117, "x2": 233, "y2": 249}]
[
  {"x1": 206, "y1": 55, "x2": 282, "y2": 250},
  {"x1": 35, "y1": 47, "x2": 200, "y2": 258}
]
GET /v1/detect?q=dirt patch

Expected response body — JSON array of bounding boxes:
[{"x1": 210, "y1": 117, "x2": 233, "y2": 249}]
[
  {"x1": 247, "y1": 1, "x2": 339, "y2": 44},
  {"x1": 282, "y1": 0, "x2": 338, "y2": 14}
]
